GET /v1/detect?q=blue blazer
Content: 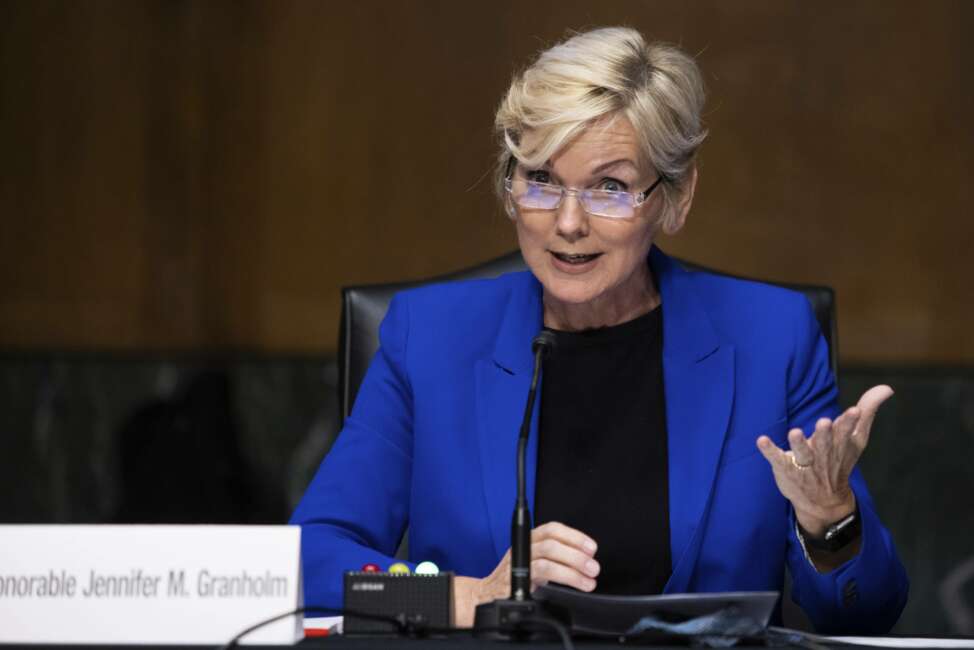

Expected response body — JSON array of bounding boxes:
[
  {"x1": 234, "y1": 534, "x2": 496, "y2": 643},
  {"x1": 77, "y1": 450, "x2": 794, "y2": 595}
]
[{"x1": 291, "y1": 247, "x2": 907, "y2": 634}]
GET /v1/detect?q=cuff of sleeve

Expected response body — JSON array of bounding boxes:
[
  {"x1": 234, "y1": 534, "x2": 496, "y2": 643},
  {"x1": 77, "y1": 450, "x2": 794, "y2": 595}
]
[
  {"x1": 787, "y1": 482, "x2": 907, "y2": 634},
  {"x1": 299, "y1": 524, "x2": 416, "y2": 612}
]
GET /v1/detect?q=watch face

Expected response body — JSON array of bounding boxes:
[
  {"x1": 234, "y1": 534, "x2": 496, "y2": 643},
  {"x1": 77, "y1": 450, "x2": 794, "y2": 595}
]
[
  {"x1": 798, "y1": 510, "x2": 860, "y2": 553},
  {"x1": 824, "y1": 513, "x2": 858, "y2": 541},
  {"x1": 823, "y1": 512, "x2": 861, "y2": 551}
]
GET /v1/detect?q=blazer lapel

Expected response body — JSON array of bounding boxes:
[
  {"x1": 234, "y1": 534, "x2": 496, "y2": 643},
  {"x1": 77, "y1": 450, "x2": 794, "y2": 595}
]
[
  {"x1": 651, "y1": 248, "x2": 735, "y2": 594},
  {"x1": 475, "y1": 273, "x2": 543, "y2": 562}
]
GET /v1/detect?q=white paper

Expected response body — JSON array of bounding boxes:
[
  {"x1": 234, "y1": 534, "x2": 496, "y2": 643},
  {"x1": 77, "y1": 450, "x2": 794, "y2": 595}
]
[
  {"x1": 770, "y1": 627, "x2": 974, "y2": 648},
  {"x1": 304, "y1": 616, "x2": 343, "y2": 633},
  {"x1": 824, "y1": 637, "x2": 974, "y2": 649}
]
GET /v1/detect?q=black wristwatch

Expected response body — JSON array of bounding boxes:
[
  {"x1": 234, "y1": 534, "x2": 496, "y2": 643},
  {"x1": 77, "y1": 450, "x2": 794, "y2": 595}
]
[{"x1": 797, "y1": 508, "x2": 861, "y2": 553}]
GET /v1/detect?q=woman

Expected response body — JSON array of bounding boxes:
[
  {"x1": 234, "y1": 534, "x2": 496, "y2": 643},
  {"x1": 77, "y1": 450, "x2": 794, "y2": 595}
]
[{"x1": 291, "y1": 27, "x2": 908, "y2": 633}]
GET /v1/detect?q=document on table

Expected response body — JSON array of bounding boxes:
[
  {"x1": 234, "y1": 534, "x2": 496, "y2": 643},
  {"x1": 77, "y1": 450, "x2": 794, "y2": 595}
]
[
  {"x1": 825, "y1": 638, "x2": 974, "y2": 649},
  {"x1": 304, "y1": 616, "x2": 343, "y2": 634},
  {"x1": 770, "y1": 627, "x2": 974, "y2": 648}
]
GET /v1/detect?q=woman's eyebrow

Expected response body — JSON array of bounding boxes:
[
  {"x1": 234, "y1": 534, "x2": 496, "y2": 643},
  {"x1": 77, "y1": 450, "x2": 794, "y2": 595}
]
[{"x1": 589, "y1": 158, "x2": 638, "y2": 175}]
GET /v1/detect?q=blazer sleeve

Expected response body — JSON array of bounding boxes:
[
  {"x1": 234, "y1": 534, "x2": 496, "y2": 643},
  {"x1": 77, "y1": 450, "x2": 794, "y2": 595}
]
[
  {"x1": 289, "y1": 293, "x2": 416, "y2": 611},
  {"x1": 784, "y1": 296, "x2": 909, "y2": 634}
]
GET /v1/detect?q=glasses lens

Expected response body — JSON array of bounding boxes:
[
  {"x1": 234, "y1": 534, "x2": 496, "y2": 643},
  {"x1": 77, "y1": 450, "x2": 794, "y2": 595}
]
[
  {"x1": 581, "y1": 189, "x2": 634, "y2": 219},
  {"x1": 510, "y1": 179, "x2": 562, "y2": 210}
]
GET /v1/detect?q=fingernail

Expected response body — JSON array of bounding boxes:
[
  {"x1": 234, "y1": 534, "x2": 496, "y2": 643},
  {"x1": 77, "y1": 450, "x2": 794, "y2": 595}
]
[
  {"x1": 583, "y1": 540, "x2": 597, "y2": 554},
  {"x1": 585, "y1": 560, "x2": 600, "y2": 576}
]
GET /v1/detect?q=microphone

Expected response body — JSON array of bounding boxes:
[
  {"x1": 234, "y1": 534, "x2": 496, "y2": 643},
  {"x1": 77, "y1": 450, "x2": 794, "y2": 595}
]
[
  {"x1": 474, "y1": 331, "x2": 556, "y2": 638},
  {"x1": 532, "y1": 331, "x2": 556, "y2": 358},
  {"x1": 511, "y1": 332, "x2": 556, "y2": 600}
]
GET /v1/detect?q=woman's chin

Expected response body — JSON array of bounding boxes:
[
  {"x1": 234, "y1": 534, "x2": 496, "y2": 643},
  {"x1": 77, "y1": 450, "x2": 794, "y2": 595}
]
[{"x1": 541, "y1": 279, "x2": 604, "y2": 307}]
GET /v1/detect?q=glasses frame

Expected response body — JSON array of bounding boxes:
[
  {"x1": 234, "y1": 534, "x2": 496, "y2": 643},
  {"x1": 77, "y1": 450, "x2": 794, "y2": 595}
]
[{"x1": 503, "y1": 157, "x2": 665, "y2": 220}]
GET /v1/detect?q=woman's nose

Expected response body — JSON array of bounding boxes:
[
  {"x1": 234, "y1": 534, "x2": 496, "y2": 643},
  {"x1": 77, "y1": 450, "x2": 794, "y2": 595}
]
[{"x1": 554, "y1": 193, "x2": 590, "y2": 242}]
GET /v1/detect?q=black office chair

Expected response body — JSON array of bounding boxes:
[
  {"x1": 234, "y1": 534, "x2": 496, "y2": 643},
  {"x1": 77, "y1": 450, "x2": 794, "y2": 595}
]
[{"x1": 338, "y1": 250, "x2": 837, "y2": 423}]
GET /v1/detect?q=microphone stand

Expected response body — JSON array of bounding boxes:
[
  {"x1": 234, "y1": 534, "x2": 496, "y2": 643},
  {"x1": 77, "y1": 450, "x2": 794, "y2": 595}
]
[{"x1": 474, "y1": 332, "x2": 556, "y2": 640}]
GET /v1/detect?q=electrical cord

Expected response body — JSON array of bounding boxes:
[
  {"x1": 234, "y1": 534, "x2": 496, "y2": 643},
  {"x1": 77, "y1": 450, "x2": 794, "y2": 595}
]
[
  {"x1": 518, "y1": 614, "x2": 575, "y2": 650},
  {"x1": 218, "y1": 605, "x2": 509, "y2": 649},
  {"x1": 219, "y1": 605, "x2": 418, "y2": 649},
  {"x1": 220, "y1": 603, "x2": 845, "y2": 650},
  {"x1": 218, "y1": 604, "x2": 576, "y2": 650}
]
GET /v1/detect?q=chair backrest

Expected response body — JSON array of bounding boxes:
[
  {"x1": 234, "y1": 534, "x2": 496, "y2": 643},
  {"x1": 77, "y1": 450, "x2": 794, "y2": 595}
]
[{"x1": 338, "y1": 251, "x2": 837, "y2": 423}]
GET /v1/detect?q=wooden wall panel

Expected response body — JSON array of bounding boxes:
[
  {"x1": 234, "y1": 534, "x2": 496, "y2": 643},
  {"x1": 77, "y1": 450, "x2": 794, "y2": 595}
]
[{"x1": 1, "y1": 0, "x2": 971, "y2": 362}]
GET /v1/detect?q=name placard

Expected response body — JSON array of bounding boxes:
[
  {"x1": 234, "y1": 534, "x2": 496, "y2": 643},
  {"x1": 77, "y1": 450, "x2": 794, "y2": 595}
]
[{"x1": 0, "y1": 525, "x2": 303, "y2": 645}]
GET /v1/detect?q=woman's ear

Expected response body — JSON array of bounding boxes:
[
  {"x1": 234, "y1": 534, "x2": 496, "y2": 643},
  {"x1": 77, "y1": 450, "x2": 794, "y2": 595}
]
[{"x1": 662, "y1": 165, "x2": 698, "y2": 235}]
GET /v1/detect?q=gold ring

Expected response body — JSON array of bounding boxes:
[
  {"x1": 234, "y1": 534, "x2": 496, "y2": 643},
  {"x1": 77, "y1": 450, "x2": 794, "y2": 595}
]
[{"x1": 790, "y1": 454, "x2": 813, "y2": 470}]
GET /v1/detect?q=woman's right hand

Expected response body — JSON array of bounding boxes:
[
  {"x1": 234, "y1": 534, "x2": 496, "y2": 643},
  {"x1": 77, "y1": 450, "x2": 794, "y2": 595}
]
[{"x1": 453, "y1": 521, "x2": 600, "y2": 627}]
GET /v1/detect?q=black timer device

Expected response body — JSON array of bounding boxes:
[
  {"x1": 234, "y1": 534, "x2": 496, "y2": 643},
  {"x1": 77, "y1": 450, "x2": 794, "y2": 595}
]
[{"x1": 343, "y1": 570, "x2": 453, "y2": 634}]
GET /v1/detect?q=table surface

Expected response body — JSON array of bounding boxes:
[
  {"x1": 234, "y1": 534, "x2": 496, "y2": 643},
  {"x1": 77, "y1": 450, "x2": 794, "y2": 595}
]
[{"x1": 5, "y1": 632, "x2": 974, "y2": 650}]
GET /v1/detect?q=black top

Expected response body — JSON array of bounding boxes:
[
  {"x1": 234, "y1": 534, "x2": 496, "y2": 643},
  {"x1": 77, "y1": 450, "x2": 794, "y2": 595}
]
[{"x1": 534, "y1": 305, "x2": 671, "y2": 595}]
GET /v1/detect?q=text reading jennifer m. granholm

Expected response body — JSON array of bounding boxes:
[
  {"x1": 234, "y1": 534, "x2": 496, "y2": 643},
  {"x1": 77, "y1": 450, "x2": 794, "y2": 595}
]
[{"x1": 0, "y1": 569, "x2": 289, "y2": 599}]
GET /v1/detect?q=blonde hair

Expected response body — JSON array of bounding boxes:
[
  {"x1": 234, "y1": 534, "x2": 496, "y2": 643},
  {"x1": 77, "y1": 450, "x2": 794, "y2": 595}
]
[{"x1": 494, "y1": 27, "x2": 707, "y2": 229}]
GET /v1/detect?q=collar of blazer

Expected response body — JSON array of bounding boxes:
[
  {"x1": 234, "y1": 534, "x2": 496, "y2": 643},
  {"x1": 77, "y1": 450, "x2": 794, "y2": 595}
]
[{"x1": 489, "y1": 246, "x2": 723, "y2": 374}]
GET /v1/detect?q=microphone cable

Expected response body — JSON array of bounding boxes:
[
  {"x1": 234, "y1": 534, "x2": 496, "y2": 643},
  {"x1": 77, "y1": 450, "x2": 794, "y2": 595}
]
[
  {"x1": 218, "y1": 605, "x2": 574, "y2": 650},
  {"x1": 219, "y1": 603, "x2": 864, "y2": 650}
]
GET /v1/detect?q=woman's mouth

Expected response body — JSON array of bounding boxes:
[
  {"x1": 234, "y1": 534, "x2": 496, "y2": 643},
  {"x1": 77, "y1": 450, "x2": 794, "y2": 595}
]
[
  {"x1": 551, "y1": 251, "x2": 602, "y2": 264},
  {"x1": 549, "y1": 251, "x2": 603, "y2": 273}
]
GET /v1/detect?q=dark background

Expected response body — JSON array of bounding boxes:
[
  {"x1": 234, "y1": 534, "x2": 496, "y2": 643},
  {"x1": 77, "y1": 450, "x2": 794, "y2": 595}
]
[{"x1": 1, "y1": 0, "x2": 972, "y2": 635}]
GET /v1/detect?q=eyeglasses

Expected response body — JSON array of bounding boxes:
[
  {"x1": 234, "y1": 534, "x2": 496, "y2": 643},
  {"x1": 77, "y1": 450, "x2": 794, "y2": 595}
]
[{"x1": 503, "y1": 175, "x2": 664, "y2": 220}]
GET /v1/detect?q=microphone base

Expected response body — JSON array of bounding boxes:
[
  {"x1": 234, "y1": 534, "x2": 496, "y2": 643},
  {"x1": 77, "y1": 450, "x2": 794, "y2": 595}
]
[{"x1": 473, "y1": 598, "x2": 557, "y2": 641}]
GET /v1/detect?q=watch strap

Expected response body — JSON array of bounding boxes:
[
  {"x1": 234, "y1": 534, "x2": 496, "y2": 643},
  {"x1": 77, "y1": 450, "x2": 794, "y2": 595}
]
[{"x1": 796, "y1": 507, "x2": 861, "y2": 553}]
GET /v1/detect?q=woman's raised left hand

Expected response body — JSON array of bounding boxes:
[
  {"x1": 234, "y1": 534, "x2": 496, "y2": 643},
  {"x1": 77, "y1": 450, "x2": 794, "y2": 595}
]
[{"x1": 756, "y1": 385, "x2": 894, "y2": 538}]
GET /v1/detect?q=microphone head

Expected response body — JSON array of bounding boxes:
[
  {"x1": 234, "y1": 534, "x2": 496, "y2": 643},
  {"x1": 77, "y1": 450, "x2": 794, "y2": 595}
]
[{"x1": 531, "y1": 331, "x2": 557, "y2": 358}]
